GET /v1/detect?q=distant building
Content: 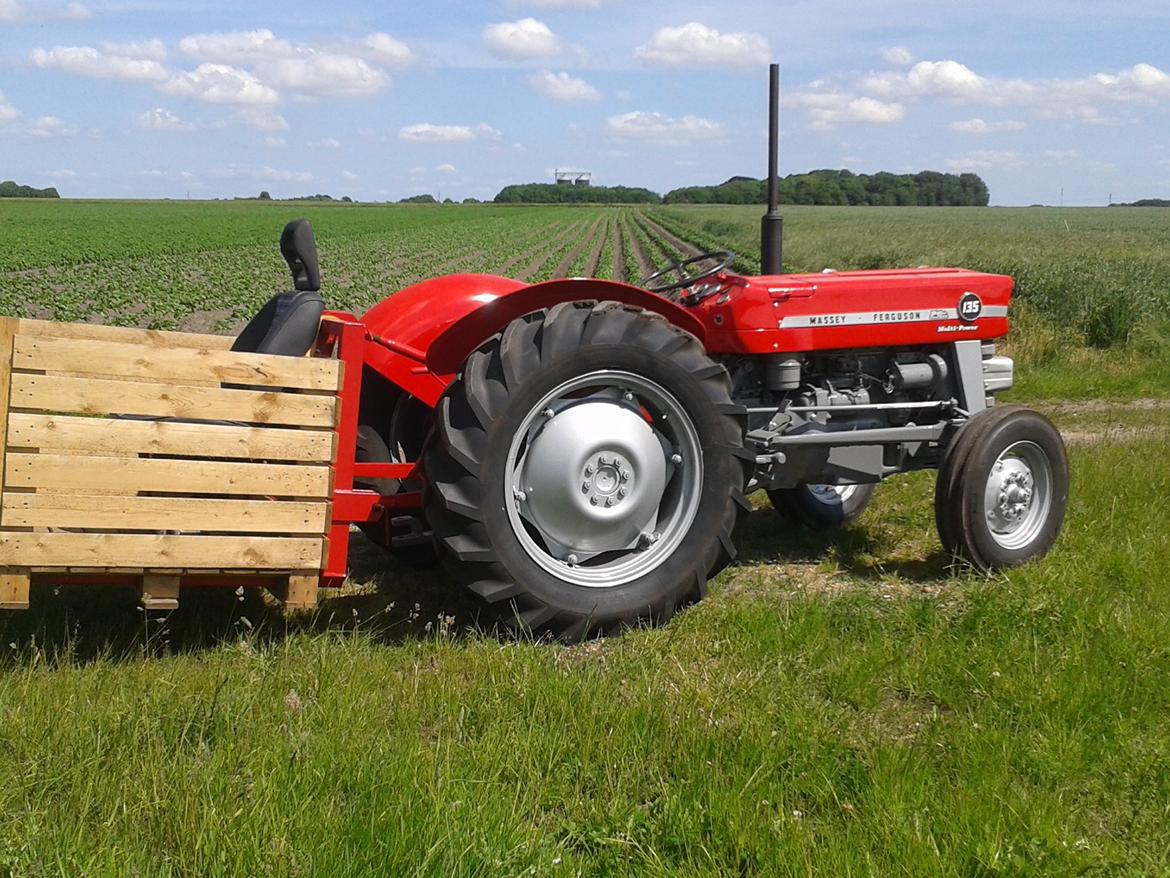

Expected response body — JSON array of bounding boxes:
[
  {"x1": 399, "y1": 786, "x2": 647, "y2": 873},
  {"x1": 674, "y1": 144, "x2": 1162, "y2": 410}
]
[{"x1": 555, "y1": 170, "x2": 591, "y2": 188}]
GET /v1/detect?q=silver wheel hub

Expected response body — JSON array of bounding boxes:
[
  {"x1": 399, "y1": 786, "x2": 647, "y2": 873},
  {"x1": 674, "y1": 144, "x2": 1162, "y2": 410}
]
[
  {"x1": 517, "y1": 401, "x2": 667, "y2": 558},
  {"x1": 982, "y1": 441, "x2": 1052, "y2": 550},
  {"x1": 505, "y1": 370, "x2": 702, "y2": 589},
  {"x1": 807, "y1": 483, "x2": 858, "y2": 504}
]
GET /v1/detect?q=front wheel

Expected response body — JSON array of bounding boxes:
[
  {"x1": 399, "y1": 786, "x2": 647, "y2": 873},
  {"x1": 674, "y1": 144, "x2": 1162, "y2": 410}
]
[
  {"x1": 767, "y1": 483, "x2": 876, "y2": 529},
  {"x1": 422, "y1": 302, "x2": 750, "y2": 639},
  {"x1": 935, "y1": 406, "x2": 1068, "y2": 570}
]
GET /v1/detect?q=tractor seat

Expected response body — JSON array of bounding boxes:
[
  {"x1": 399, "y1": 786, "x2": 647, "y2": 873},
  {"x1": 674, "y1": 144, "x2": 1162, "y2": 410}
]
[{"x1": 231, "y1": 290, "x2": 324, "y2": 357}]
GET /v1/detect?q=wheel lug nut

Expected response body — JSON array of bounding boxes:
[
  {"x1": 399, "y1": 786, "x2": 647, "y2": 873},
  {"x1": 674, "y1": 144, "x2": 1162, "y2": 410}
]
[
  {"x1": 566, "y1": 554, "x2": 578, "y2": 565},
  {"x1": 542, "y1": 408, "x2": 555, "y2": 418},
  {"x1": 618, "y1": 486, "x2": 628, "y2": 498},
  {"x1": 605, "y1": 496, "x2": 615, "y2": 507},
  {"x1": 584, "y1": 465, "x2": 593, "y2": 476},
  {"x1": 671, "y1": 453, "x2": 682, "y2": 465},
  {"x1": 620, "y1": 469, "x2": 631, "y2": 481},
  {"x1": 581, "y1": 483, "x2": 590, "y2": 493},
  {"x1": 589, "y1": 496, "x2": 598, "y2": 505},
  {"x1": 598, "y1": 455, "x2": 610, "y2": 466},
  {"x1": 622, "y1": 391, "x2": 634, "y2": 402}
]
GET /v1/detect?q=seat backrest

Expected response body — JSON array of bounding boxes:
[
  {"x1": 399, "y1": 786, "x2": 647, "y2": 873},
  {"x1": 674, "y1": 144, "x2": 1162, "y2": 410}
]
[{"x1": 231, "y1": 290, "x2": 325, "y2": 357}]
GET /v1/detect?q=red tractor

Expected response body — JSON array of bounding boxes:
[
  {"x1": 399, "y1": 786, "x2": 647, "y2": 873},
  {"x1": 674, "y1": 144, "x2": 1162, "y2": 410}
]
[{"x1": 256, "y1": 205, "x2": 1067, "y2": 639}]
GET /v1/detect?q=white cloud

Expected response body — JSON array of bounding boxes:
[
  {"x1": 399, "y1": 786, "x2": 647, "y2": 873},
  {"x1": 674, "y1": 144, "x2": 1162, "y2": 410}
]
[
  {"x1": 399, "y1": 122, "x2": 500, "y2": 143},
  {"x1": 134, "y1": 107, "x2": 193, "y2": 131},
  {"x1": 63, "y1": 2, "x2": 89, "y2": 19},
  {"x1": 179, "y1": 29, "x2": 293, "y2": 64},
  {"x1": 310, "y1": 137, "x2": 340, "y2": 149},
  {"x1": 102, "y1": 39, "x2": 167, "y2": 62},
  {"x1": 0, "y1": 91, "x2": 19, "y2": 123},
  {"x1": 0, "y1": 0, "x2": 21, "y2": 21},
  {"x1": 363, "y1": 32, "x2": 412, "y2": 67},
  {"x1": 42, "y1": 168, "x2": 77, "y2": 179},
  {"x1": 210, "y1": 164, "x2": 313, "y2": 183},
  {"x1": 510, "y1": 0, "x2": 600, "y2": 5},
  {"x1": 482, "y1": 18, "x2": 561, "y2": 60},
  {"x1": 25, "y1": 116, "x2": 77, "y2": 137},
  {"x1": 31, "y1": 45, "x2": 169, "y2": 81},
  {"x1": 341, "y1": 170, "x2": 359, "y2": 181},
  {"x1": 634, "y1": 22, "x2": 768, "y2": 70},
  {"x1": 232, "y1": 107, "x2": 288, "y2": 131},
  {"x1": 256, "y1": 53, "x2": 388, "y2": 98},
  {"x1": 3, "y1": 0, "x2": 90, "y2": 21},
  {"x1": 160, "y1": 64, "x2": 280, "y2": 106},
  {"x1": 529, "y1": 70, "x2": 600, "y2": 102},
  {"x1": 882, "y1": 46, "x2": 914, "y2": 67},
  {"x1": 606, "y1": 110, "x2": 727, "y2": 144},
  {"x1": 949, "y1": 118, "x2": 1026, "y2": 134},
  {"x1": 264, "y1": 136, "x2": 287, "y2": 148},
  {"x1": 945, "y1": 150, "x2": 1025, "y2": 171},
  {"x1": 790, "y1": 93, "x2": 905, "y2": 128},
  {"x1": 435, "y1": 163, "x2": 457, "y2": 174}
]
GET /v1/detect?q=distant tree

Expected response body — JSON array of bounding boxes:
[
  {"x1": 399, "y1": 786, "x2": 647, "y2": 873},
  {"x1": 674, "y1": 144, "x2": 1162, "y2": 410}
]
[
  {"x1": 493, "y1": 183, "x2": 660, "y2": 204},
  {"x1": 663, "y1": 170, "x2": 990, "y2": 207},
  {"x1": 399, "y1": 194, "x2": 437, "y2": 204},
  {"x1": 442, "y1": 197, "x2": 455, "y2": 204},
  {"x1": 0, "y1": 180, "x2": 60, "y2": 198},
  {"x1": 257, "y1": 190, "x2": 272, "y2": 200},
  {"x1": 341, "y1": 195, "x2": 353, "y2": 203},
  {"x1": 462, "y1": 197, "x2": 481, "y2": 204}
]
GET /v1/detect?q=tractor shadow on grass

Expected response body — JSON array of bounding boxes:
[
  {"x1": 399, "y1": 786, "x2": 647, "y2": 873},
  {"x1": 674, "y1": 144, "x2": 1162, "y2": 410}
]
[
  {"x1": 0, "y1": 533, "x2": 487, "y2": 666},
  {"x1": 733, "y1": 508, "x2": 955, "y2": 585}
]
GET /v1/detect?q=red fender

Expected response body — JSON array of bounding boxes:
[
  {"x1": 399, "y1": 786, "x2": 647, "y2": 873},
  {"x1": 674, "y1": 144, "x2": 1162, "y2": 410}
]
[
  {"x1": 359, "y1": 275, "x2": 705, "y2": 404},
  {"x1": 423, "y1": 277, "x2": 706, "y2": 375}
]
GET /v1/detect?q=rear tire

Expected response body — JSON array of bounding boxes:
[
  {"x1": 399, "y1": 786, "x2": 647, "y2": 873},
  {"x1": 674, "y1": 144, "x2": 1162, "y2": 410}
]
[
  {"x1": 936, "y1": 406, "x2": 1068, "y2": 570},
  {"x1": 422, "y1": 301, "x2": 751, "y2": 640},
  {"x1": 768, "y1": 483, "x2": 875, "y2": 529}
]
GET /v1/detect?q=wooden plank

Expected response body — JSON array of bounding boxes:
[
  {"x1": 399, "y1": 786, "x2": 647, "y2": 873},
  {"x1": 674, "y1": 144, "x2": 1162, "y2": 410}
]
[
  {"x1": 0, "y1": 533, "x2": 325, "y2": 570},
  {"x1": 8, "y1": 413, "x2": 335, "y2": 462},
  {"x1": 6, "y1": 453, "x2": 332, "y2": 498},
  {"x1": 13, "y1": 335, "x2": 341, "y2": 392},
  {"x1": 0, "y1": 319, "x2": 15, "y2": 512},
  {"x1": 15, "y1": 319, "x2": 233, "y2": 350},
  {"x1": 276, "y1": 574, "x2": 318, "y2": 611},
  {"x1": 1, "y1": 493, "x2": 329, "y2": 534},
  {"x1": 140, "y1": 574, "x2": 179, "y2": 610},
  {"x1": 10, "y1": 373, "x2": 338, "y2": 428},
  {"x1": 0, "y1": 568, "x2": 30, "y2": 610}
]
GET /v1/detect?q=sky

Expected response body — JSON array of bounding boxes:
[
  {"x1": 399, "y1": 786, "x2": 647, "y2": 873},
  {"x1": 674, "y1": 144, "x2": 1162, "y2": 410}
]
[{"x1": 1, "y1": 0, "x2": 1168, "y2": 206}]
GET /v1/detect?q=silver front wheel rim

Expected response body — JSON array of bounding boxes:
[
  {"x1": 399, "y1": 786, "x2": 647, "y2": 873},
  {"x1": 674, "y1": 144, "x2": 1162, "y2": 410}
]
[
  {"x1": 806, "y1": 484, "x2": 859, "y2": 506},
  {"x1": 982, "y1": 440, "x2": 1052, "y2": 550},
  {"x1": 504, "y1": 370, "x2": 703, "y2": 588}
]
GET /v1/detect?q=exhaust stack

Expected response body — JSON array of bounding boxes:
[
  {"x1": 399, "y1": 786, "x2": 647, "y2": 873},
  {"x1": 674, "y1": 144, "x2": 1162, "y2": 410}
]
[{"x1": 760, "y1": 63, "x2": 784, "y2": 275}]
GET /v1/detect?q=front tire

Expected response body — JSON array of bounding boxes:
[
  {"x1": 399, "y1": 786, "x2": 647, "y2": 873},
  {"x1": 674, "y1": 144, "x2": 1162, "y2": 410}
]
[
  {"x1": 422, "y1": 301, "x2": 750, "y2": 639},
  {"x1": 768, "y1": 483, "x2": 876, "y2": 529},
  {"x1": 936, "y1": 406, "x2": 1068, "y2": 570}
]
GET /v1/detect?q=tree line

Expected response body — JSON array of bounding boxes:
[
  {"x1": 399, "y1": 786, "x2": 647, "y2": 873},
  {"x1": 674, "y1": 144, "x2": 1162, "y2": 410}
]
[
  {"x1": 490, "y1": 170, "x2": 990, "y2": 207},
  {"x1": 0, "y1": 180, "x2": 60, "y2": 198}
]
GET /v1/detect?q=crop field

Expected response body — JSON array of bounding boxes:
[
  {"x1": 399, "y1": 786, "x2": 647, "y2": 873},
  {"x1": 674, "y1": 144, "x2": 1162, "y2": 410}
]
[{"x1": 1, "y1": 200, "x2": 1169, "y2": 875}]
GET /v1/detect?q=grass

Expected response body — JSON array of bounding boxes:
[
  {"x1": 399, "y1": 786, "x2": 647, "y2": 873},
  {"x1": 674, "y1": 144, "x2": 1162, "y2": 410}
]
[
  {"x1": 2, "y1": 202, "x2": 1169, "y2": 873},
  {"x1": 1, "y1": 404, "x2": 1168, "y2": 875}
]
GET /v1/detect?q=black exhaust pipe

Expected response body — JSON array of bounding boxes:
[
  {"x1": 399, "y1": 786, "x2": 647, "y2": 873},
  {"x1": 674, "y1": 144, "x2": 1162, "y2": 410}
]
[{"x1": 760, "y1": 63, "x2": 784, "y2": 275}]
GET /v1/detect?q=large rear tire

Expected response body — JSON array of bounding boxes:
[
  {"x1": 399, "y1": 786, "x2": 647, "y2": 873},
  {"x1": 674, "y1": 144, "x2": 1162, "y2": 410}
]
[
  {"x1": 936, "y1": 406, "x2": 1068, "y2": 570},
  {"x1": 422, "y1": 301, "x2": 751, "y2": 640}
]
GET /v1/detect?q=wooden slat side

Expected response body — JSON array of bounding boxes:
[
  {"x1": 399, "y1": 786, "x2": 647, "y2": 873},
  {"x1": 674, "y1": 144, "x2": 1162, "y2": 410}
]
[
  {"x1": 0, "y1": 569, "x2": 30, "y2": 610},
  {"x1": 15, "y1": 319, "x2": 233, "y2": 350},
  {"x1": 0, "y1": 533, "x2": 324, "y2": 570},
  {"x1": 0, "y1": 319, "x2": 15, "y2": 520},
  {"x1": 10, "y1": 374, "x2": 338, "y2": 428},
  {"x1": 8, "y1": 413, "x2": 335, "y2": 463},
  {"x1": 1, "y1": 494, "x2": 329, "y2": 534},
  {"x1": 6, "y1": 454, "x2": 332, "y2": 498},
  {"x1": 140, "y1": 574, "x2": 179, "y2": 610},
  {"x1": 12, "y1": 336, "x2": 341, "y2": 392}
]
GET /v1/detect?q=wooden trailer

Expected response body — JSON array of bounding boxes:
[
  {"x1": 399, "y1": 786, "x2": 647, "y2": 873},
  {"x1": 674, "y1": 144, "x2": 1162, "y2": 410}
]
[{"x1": 0, "y1": 317, "x2": 347, "y2": 612}]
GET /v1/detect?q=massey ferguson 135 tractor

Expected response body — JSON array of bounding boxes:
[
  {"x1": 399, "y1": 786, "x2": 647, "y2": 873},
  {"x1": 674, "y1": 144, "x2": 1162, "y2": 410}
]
[{"x1": 0, "y1": 68, "x2": 1066, "y2": 635}]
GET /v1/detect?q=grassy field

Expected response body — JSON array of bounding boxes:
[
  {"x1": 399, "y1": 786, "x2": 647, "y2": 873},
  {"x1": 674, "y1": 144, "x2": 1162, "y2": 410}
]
[{"x1": 1, "y1": 200, "x2": 1169, "y2": 875}]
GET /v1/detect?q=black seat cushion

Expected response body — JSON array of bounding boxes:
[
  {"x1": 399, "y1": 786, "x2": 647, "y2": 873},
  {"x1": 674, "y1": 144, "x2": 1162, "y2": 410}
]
[{"x1": 231, "y1": 290, "x2": 324, "y2": 357}]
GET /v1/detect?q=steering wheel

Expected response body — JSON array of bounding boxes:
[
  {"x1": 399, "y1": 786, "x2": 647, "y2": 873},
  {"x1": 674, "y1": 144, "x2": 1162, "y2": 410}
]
[{"x1": 642, "y1": 251, "x2": 735, "y2": 295}]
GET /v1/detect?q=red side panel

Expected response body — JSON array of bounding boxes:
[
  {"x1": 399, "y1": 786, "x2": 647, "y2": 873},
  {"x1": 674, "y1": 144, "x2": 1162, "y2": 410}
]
[{"x1": 692, "y1": 268, "x2": 1012, "y2": 354}]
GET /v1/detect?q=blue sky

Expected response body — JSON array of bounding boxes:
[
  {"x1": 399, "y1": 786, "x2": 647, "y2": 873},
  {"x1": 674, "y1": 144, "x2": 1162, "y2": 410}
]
[{"x1": 1, "y1": 0, "x2": 1168, "y2": 205}]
